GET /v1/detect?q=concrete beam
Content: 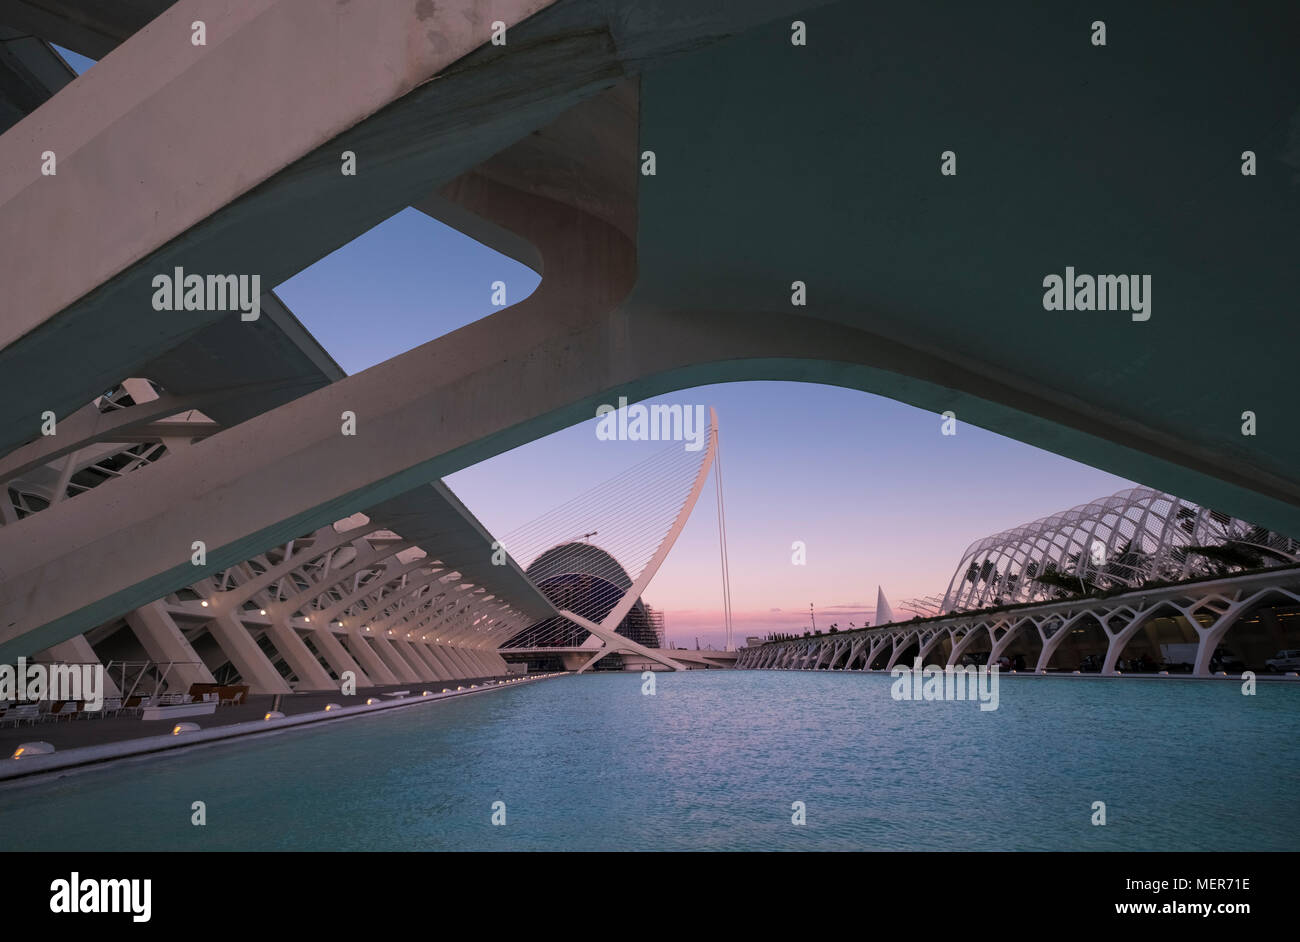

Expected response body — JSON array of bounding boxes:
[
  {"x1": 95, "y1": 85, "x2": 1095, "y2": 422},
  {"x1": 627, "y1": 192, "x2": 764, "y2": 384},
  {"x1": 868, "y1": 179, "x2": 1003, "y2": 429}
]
[
  {"x1": 343, "y1": 630, "x2": 398, "y2": 686},
  {"x1": 124, "y1": 601, "x2": 215, "y2": 693},
  {"x1": 203, "y1": 611, "x2": 292, "y2": 695}
]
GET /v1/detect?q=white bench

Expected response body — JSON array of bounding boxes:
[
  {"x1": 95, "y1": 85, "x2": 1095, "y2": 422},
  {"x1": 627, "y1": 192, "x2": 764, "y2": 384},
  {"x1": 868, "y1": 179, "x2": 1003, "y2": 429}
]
[
  {"x1": 140, "y1": 701, "x2": 218, "y2": 721},
  {"x1": 0, "y1": 704, "x2": 40, "y2": 726}
]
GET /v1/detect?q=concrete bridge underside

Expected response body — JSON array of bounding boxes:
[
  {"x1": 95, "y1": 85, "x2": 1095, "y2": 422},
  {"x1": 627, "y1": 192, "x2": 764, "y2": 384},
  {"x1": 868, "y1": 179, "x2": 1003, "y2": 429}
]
[{"x1": 1, "y1": 0, "x2": 1298, "y2": 661}]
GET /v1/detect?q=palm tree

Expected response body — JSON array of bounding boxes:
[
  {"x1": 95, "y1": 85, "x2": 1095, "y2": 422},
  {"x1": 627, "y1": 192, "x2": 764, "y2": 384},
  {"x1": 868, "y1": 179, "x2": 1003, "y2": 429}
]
[
  {"x1": 1184, "y1": 543, "x2": 1264, "y2": 574},
  {"x1": 1033, "y1": 562, "x2": 1099, "y2": 598}
]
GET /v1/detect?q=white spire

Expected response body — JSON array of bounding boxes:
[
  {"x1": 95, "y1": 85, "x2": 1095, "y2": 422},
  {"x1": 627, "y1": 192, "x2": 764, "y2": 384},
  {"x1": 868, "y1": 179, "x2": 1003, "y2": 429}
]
[{"x1": 876, "y1": 586, "x2": 895, "y2": 627}]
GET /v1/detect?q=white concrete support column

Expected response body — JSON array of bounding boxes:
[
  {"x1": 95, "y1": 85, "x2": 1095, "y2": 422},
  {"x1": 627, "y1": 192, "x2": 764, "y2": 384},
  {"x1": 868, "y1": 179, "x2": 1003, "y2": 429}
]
[
  {"x1": 915, "y1": 631, "x2": 944, "y2": 666},
  {"x1": 443, "y1": 645, "x2": 480, "y2": 677},
  {"x1": 884, "y1": 634, "x2": 915, "y2": 671},
  {"x1": 463, "y1": 649, "x2": 494, "y2": 676},
  {"x1": 1102, "y1": 609, "x2": 1158, "y2": 676},
  {"x1": 311, "y1": 626, "x2": 372, "y2": 687},
  {"x1": 448, "y1": 645, "x2": 484, "y2": 678},
  {"x1": 943, "y1": 629, "x2": 987, "y2": 669},
  {"x1": 987, "y1": 620, "x2": 1035, "y2": 667},
  {"x1": 1034, "y1": 612, "x2": 1094, "y2": 672},
  {"x1": 343, "y1": 630, "x2": 399, "y2": 685},
  {"x1": 391, "y1": 639, "x2": 438, "y2": 681},
  {"x1": 370, "y1": 634, "x2": 423, "y2": 683},
  {"x1": 811, "y1": 643, "x2": 829, "y2": 669},
  {"x1": 824, "y1": 641, "x2": 846, "y2": 669},
  {"x1": 1195, "y1": 611, "x2": 1243, "y2": 677},
  {"x1": 411, "y1": 643, "x2": 453, "y2": 681},
  {"x1": 264, "y1": 616, "x2": 337, "y2": 690},
  {"x1": 846, "y1": 637, "x2": 869, "y2": 670},
  {"x1": 205, "y1": 611, "x2": 293, "y2": 695},
  {"x1": 33, "y1": 635, "x2": 121, "y2": 697},
  {"x1": 125, "y1": 602, "x2": 217, "y2": 693},
  {"x1": 428, "y1": 644, "x2": 467, "y2": 680},
  {"x1": 450, "y1": 647, "x2": 485, "y2": 676}
]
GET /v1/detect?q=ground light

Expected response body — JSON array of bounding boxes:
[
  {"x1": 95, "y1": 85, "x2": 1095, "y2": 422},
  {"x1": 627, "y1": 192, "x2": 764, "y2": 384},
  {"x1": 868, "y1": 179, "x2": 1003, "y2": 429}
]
[
  {"x1": 172, "y1": 723, "x2": 200, "y2": 735},
  {"x1": 10, "y1": 741, "x2": 54, "y2": 759}
]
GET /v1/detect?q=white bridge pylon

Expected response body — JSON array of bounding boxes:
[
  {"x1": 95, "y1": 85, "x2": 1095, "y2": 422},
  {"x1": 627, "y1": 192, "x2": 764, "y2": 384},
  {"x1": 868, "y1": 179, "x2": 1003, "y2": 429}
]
[{"x1": 516, "y1": 406, "x2": 721, "y2": 672}]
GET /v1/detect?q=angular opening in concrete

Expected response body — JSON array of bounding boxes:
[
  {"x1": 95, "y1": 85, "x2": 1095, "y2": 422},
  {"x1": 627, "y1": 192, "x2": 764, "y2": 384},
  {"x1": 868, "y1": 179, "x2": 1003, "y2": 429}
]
[{"x1": 275, "y1": 207, "x2": 540, "y2": 375}]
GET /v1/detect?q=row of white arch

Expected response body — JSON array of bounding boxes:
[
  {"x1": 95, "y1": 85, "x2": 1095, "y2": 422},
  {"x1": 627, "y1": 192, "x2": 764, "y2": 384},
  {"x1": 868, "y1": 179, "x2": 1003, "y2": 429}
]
[{"x1": 739, "y1": 567, "x2": 1300, "y2": 678}]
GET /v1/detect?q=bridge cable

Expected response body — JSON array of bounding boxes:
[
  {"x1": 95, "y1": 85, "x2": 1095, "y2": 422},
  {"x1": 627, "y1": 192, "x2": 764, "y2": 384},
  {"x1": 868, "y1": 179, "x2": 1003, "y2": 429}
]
[{"x1": 714, "y1": 421, "x2": 734, "y2": 651}]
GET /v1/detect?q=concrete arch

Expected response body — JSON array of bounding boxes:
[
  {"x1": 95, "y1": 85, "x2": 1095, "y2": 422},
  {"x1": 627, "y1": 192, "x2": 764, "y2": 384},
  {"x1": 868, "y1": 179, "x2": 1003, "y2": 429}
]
[
  {"x1": 945, "y1": 623, "x2": 995, "y2": 668},
  {"x1": 1194, "y1": 587, "x2": 1300, "y2": 675},
  {"x1": 843, "y1": 637, "x2": 871, "y2": 670},
  {"x1": 1034, "y1": 609, "x2": 1104, "y2": 672},
  {"x1": 987, "y1": 616, "x2": 1044, "y2": 667},
  {"x1": 885, "y1": 631, "x2": 922, "y2": 671},
  {"x1": 6, "y1": 157, "x2": 1300, "y2": 663},
  {"x1": 1101, "y1": 600, "x2": 1194, "y2": 675},
  {"x1": 825, "y1": 639, "x2": 850, "y2": 670},
  {"x1": 914, "y1": 629, "x2": 946, "y2": 666},
  {"x1": 865, "y1": 635, "x2": 894, "y2": 671}
]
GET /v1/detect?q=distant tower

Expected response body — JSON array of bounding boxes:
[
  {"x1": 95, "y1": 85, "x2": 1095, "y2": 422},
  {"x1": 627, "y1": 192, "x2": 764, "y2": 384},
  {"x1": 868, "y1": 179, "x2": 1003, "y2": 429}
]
[{"x1": 876, "y1": 586, "x2": 895, "y2": 626}]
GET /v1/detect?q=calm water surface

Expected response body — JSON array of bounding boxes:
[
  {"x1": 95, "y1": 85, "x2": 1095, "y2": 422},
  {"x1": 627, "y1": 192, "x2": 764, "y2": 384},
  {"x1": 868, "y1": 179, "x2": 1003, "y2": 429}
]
[{"x1": 1, "y1": 671, "x2": 1295, "y2": 850}]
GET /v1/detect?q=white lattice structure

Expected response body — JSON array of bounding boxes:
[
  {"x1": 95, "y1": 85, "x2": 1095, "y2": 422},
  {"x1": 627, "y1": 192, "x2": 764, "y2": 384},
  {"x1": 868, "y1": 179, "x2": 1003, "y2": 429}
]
[{"x1": 941, "y1": 487, "x2": 1300, "y2": 613}]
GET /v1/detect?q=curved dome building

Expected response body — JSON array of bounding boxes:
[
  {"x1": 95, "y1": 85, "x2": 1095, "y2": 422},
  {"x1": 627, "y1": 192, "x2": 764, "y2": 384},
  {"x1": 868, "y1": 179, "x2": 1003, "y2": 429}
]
[{"x1": 504, "y1": 542, "x2": 663, "y2": 649}]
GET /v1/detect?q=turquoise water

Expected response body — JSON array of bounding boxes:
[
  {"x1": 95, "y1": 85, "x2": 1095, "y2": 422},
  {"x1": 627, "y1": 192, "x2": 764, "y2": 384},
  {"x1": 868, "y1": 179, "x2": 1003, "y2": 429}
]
[{"x1": 0, "y1": 671, "x2": 1295, "y2": 851}]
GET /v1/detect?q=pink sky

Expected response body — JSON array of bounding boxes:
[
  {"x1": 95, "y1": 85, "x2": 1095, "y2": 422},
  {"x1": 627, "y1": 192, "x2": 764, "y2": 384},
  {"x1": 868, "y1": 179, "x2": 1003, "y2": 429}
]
[{"x1": 446, "y1": 382, "x2": 1136, "y2": 651}]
